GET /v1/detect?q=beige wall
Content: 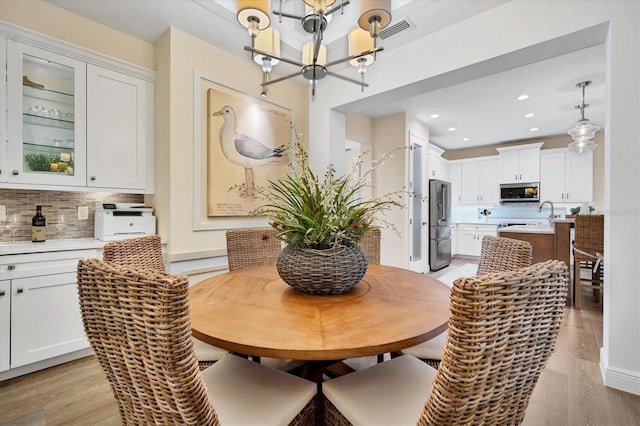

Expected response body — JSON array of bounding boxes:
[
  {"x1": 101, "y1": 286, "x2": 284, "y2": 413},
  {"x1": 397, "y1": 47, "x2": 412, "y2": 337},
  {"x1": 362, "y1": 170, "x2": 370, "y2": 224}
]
[
  {"x1": 154, "y1": 28, "x2": 308, "y2": 259},
  {"x1": 442, "y1": 133, "x2": 605, "y2": 209},
  {"x1": 1, "y1": 1, "x2": 309, "y2": 260},
  {"x1": 345, "y1": 113, "x2": 373, "y2": 143},
  {"x1": 0, "y1": 0, "x2": 154, "y2": 70},
  {"x1": 371, "y1": 113, "x2": 415, "y2": 267}
]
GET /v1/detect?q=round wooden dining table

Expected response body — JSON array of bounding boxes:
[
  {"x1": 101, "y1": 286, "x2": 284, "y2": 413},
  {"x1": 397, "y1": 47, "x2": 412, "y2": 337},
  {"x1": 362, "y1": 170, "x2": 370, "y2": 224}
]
[{"x1": 189, "y1": 264, "x2": 451, "y2": 365}]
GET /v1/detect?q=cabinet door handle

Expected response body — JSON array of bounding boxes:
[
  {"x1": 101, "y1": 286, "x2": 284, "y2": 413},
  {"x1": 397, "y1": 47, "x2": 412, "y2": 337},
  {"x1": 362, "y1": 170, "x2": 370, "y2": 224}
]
[
  {"x1": 90, "y1": 176, "x2": 96, "y2": 181},
  {"x1": 0, "y1": 290, "x2": 5, "y2": 297},
  {"x1": 12, "y1": 170, "x2": 19, "y2": 175},
  {"x1": 566, "y1": 193, "x2": 569, "y2": 199},
  {"x1": 515, "y1": 174, "x2": 518, "y2": 181},
  {"x1": 519, "y1": 174, "x2": 522, "y2": 180},
  {"x1": 8, "y1": 265, "x2": 16, "y2": 270},
  {"x1": 17, "y1": 288, "x2": 24, "y2": 294}
]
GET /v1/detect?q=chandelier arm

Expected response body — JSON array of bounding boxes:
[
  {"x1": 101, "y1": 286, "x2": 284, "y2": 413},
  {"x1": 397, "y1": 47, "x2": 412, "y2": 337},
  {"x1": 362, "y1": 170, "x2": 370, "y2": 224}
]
[
  {"x1": 325, "y1": 47, "x2": 383, "y2": 67},
  {"x1": 325, "y1": 70, "x2": 369, "y2": 87},
  {"x1": 261, "y1": 71, "x2": 304, "y2": 86},
  {"x1": 244, "y1": 46, "x2": 304, "y2": 67},
  {"x1": 273, "y1": 10, "x2": 306, "y2": 21},
  {"x1": 324, "y1": 0, "x2": 351, "y2": 16}
]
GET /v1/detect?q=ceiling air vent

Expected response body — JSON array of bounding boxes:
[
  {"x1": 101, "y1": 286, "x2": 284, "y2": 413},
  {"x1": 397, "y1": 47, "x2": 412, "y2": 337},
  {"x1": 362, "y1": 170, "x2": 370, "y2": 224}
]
[{"x1": 380, "y1": 18, "x2": 413, "y2": 40}]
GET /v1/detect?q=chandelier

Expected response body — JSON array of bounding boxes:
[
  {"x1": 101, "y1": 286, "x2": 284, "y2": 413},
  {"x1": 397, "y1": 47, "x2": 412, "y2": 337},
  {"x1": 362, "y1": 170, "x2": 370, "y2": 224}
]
[
  {"x1": 567, "y1": 80, "x2": 599, "y2": 154},
  {"x1": 236, "y1": 0, "x2": 392, "y2": 100}
]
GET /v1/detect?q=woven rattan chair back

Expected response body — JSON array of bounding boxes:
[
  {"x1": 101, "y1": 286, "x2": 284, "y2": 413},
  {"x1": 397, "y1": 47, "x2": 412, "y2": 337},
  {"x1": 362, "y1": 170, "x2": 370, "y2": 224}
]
[
  {"x1": 226, "y1": 227, "x2": 281, "y2": 271},
  {"x1": 358, "y1": 228, "x2": 381, "y2": 265},
  {"x1": 77, "y1": 259, "x2": 218, "y2": 425},
  {"x1": 476, "y1": 235, "x2": 533, "y2": 275},
  {"x1": 574, "y1": 214, "x2": 604, "y2": 258},
  {"x1": 573, "y1": 214, "x2": 604, "y2": 309},
  {"x1": 103, "y1": 235, "x2": 165, "y2": 272},
  {"x1": 419, "y1": 260, "x2": 569, "y2": 425}
]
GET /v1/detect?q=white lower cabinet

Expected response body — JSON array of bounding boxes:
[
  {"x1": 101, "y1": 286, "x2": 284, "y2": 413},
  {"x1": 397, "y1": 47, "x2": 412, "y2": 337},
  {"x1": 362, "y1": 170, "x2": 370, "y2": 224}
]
[
  {"x1": 0, "y1": 280, "x2": 9, "y2": 372},
  {"x1": 0, "y1": 248, "x2": 95, "y2": 375},
  {"x1": 456, "y1": 224, "x2": 498, "y2": 257}
]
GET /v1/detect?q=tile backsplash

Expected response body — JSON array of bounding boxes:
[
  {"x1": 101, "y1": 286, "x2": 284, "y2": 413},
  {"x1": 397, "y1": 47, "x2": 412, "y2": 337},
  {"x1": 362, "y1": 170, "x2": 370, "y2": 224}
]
[{"x1": 0, "y1": 189, "x2": 144, "y2": 242}]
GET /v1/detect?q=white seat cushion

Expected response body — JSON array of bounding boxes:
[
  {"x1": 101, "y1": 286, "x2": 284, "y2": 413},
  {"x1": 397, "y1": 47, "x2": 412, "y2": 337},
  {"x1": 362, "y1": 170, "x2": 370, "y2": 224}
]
[
  {"x1": 192, "y1": 337, "x2": 228, "y2": 361},
  {"x1": 322, "y1": 355, "x2": 437, "y2": 426},
  {"x1": 400, "y1": 330, "x2": 447, "y2": 360},
  {"x1": 202, "y1": 354, "x2": 317, "y2": 425}
]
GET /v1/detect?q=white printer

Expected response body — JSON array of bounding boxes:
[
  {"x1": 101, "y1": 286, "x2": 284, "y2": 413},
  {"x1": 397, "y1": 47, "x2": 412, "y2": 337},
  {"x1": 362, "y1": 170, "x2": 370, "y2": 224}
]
[{"x1": 94, "y1": 202, "x2": 156, "y2": 241}]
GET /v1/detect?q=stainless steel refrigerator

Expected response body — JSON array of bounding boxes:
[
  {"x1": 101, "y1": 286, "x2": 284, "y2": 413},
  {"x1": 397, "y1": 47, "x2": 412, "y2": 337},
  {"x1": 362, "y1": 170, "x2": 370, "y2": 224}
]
[{"x1": 429, "y1": 179, "x2": 452, "y2": 271}]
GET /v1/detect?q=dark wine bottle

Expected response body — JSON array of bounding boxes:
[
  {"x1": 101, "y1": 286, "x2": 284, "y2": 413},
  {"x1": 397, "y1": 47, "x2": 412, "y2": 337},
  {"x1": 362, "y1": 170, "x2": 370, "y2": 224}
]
[{"x1": 32, "y1": 205, "x2": 46, "y2": 242}]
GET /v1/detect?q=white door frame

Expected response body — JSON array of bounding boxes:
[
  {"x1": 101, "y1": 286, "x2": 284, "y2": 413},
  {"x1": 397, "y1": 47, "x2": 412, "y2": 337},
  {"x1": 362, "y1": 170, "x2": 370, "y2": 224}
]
[{"x1": 408, "y1": 131, "x2": 428, "y2": 273}]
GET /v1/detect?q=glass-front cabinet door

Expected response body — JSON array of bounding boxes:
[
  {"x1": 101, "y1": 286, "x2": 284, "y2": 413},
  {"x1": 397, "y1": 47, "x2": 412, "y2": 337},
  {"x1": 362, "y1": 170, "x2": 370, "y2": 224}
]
[{"x1": 6, "y1": 40, "x2": 86, "y2": 186}]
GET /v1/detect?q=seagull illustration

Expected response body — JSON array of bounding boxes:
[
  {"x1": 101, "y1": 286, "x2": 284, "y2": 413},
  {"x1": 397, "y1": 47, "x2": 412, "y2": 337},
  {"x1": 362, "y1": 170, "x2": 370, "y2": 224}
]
[{"x1": 212, "y1": 105, "x2": 286, "y2": 197}]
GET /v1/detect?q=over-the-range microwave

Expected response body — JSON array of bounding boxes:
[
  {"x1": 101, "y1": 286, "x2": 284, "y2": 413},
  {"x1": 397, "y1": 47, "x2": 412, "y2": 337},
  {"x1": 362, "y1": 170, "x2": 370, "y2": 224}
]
[{"x1": 499, "y1": 182, "x2": 540, "y2": 203}]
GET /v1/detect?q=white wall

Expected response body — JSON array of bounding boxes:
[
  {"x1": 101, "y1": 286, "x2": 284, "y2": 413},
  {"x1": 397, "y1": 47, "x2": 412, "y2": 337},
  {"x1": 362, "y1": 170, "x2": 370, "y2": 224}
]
[{"x1": 308, "y1": 0, "x2": 640, "y2": 395}]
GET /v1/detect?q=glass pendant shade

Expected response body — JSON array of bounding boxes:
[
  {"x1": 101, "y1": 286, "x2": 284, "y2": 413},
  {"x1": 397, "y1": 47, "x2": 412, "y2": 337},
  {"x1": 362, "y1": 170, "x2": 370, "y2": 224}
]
[
  {"x1": 348, "y1": 28, "x2": 375, "y2": 68},
  {"x1": 358, "y1": 0, "x2": 392, "y2": 37},
  {"x1": 568, "y1": 118, "x2": 600, "y2": 139},
  {"x1": 304, "y1": 0, "x2": 336, "y2": 14},
  {"x1": 237, "y1": 0, "x2": 271, "y2": 37},
  {"x1": 302, "y1": 42, "x2": 327, "y2": 66},
  {"x1": 568, "y1": 139, "x2": 598, "y2": 154},
  {"x1": 253, "y1": 27, "x2": 280, "y2": 69}
]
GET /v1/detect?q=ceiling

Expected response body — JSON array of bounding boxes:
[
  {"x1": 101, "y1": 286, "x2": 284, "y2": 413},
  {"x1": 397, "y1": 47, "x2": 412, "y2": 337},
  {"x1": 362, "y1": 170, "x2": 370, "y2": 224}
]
[{"x1": 45, "y1": 0, "x2": 606, "y2": 151}]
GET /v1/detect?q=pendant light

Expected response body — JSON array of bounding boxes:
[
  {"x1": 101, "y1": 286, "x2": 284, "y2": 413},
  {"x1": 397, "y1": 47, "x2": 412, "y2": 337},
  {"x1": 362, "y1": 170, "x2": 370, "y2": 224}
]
[
  {"x1": 568, "y1": 80, "x2": 599, "y2": 154},
  {"x1": 237, "y1": 0, "x2": 392, "y2": 100}
]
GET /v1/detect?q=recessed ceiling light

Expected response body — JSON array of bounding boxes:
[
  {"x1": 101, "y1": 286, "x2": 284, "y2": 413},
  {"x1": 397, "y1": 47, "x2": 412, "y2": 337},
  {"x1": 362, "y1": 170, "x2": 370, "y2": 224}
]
[
  {"x1": 448, "y1": 127, "x2": 456, "y2": 131},
  {"x1": 462, "y1": 137, "x2": 470, "y2": 142},
  {"x1": 524, "y1": 113, "x2": 535, "y2": 118},
  {"x1": 517, "y1": 94, "x2": 529, "y2": 101},
  {"x1": 430, "y1": 114, "x2": 439, "y2": 119},
  {"x1": 530, "y1": 127, "x2": 539, "y2": 132}
]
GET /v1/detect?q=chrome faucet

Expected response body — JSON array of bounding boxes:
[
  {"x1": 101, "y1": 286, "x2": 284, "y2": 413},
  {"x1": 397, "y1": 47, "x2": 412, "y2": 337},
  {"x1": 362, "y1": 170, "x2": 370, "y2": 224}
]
[{"x1": 539, "y1": 200, "x2": 557, "y2": 220}]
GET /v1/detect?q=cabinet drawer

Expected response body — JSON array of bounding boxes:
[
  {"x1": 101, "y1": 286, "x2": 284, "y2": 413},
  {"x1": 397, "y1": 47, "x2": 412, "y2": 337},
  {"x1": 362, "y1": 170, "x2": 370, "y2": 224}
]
[
  {"x1": 457, "y1": 224, "x2": 498, "y2": 233},
  {"x1": 0, "y1": 249, "x2": 97, "y2": 279}
]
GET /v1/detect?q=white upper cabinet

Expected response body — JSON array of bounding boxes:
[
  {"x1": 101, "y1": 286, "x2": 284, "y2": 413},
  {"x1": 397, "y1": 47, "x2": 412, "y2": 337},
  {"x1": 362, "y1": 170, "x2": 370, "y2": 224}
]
[
  {"x1": 540, "y1": 148, "x2": 593, "y2": 203},
  {"x1": 428, "y1": 144, "x2": 447, "y2": 181},
  {"x1": 87, "y1": 65, "x2": 154, "y2": 191},
  {"x1": 496, "y1": 143, "x2": 543, "y2": 184},
  {"x1": 448, "y1": 162, "x2": 462, "y2": 205},
  {"x1": 1, "y1": 26, "x2": 155, "y2": 193},
  {"x1": 458, "y1": 156, "x2": 499, "y2": 205},
  {"x1": 6, "y1": 41, "x2": 87, "y2": 187}
]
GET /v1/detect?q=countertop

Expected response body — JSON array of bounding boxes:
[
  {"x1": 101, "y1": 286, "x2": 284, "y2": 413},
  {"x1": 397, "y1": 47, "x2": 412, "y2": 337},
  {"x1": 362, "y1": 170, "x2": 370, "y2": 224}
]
[
  {"x1": 498, "y1": 225, "x2": 555, "y2": 234},
  {"x1": 0, "y1": 238, "x2": 106, "y2": 256}
]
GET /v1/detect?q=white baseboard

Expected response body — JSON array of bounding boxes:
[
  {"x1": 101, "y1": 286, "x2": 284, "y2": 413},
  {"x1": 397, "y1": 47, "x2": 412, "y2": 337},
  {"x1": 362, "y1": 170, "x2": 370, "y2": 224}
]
[{"x1": 600, "y1": 347, "x2": 640, "y2": 395}]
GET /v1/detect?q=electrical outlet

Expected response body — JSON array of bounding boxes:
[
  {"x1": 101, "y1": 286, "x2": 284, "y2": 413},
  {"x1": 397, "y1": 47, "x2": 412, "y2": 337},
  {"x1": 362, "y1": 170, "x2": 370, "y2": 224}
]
[
  {"x1": 0, "y1": 205, "x2": 6, "y2": 221},
  {"x1": 77, "y1": 206, "x2": 89, "y2": 220}
]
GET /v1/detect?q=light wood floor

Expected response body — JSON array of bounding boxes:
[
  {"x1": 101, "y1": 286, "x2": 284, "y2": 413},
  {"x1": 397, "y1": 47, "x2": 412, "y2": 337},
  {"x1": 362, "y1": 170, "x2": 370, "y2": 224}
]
[{"x1": 1, "y1": 259, "x2": 638, "y2": 426}]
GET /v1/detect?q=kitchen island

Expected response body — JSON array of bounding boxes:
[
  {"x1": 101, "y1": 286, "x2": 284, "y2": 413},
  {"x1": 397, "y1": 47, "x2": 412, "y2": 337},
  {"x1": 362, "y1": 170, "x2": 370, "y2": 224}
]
[
  {"x1": 498, "y1": 220, "x2": 573, "y2": 305},
  {"x1": 497, "y1": 220, "x2": 572, "y2": 266}
]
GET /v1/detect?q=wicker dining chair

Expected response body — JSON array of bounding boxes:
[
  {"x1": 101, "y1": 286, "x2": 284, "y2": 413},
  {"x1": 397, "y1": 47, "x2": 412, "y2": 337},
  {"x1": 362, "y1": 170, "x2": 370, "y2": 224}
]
[
  {"x1": 323, "y1": 260, "x2": 568, "y2": 426},
  {"x1": 77, "y1": 258, "x2": 316, "y2": 425},
  {"x1": 103, "y1": 235, "x2": 228, "y2": 368},
  {"x1": 358, "y1": 227, "x2": 381, "y2": 265},
  {"x1": 401, "y1": 235, "x2": 533, "y2": 367},
  {"x1": 226, "y1": 227, "x2": 281, "y2": 271},
  {"x1": 572, "y1": 214, "x2": 604, "y2": 310}
]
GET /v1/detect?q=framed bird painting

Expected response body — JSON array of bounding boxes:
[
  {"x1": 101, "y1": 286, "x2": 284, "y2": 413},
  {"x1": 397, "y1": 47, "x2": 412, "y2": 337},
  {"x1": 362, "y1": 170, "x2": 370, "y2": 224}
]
[{"x1": 206, "y1": 84, "x2": 291, "y2": 217}]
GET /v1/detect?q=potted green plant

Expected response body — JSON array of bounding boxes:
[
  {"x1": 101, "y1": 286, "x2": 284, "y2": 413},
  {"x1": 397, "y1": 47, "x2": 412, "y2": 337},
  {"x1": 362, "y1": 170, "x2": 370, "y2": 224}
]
[{"x1": 251, "y1": 124, "x2": 404, "y2": 295}]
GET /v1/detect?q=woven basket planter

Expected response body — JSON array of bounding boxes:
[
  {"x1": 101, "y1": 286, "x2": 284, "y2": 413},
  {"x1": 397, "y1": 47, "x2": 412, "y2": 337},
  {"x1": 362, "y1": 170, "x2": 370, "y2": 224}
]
[{"x1": 276, "y1": 244, "x2": 369, "y2": 295}]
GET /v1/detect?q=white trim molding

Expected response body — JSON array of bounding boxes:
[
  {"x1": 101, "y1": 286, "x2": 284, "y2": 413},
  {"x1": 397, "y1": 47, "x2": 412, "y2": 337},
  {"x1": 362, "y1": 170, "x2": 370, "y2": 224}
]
[{"x1": 600, "y1": 347, "x2": 640, "y2": 395}]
